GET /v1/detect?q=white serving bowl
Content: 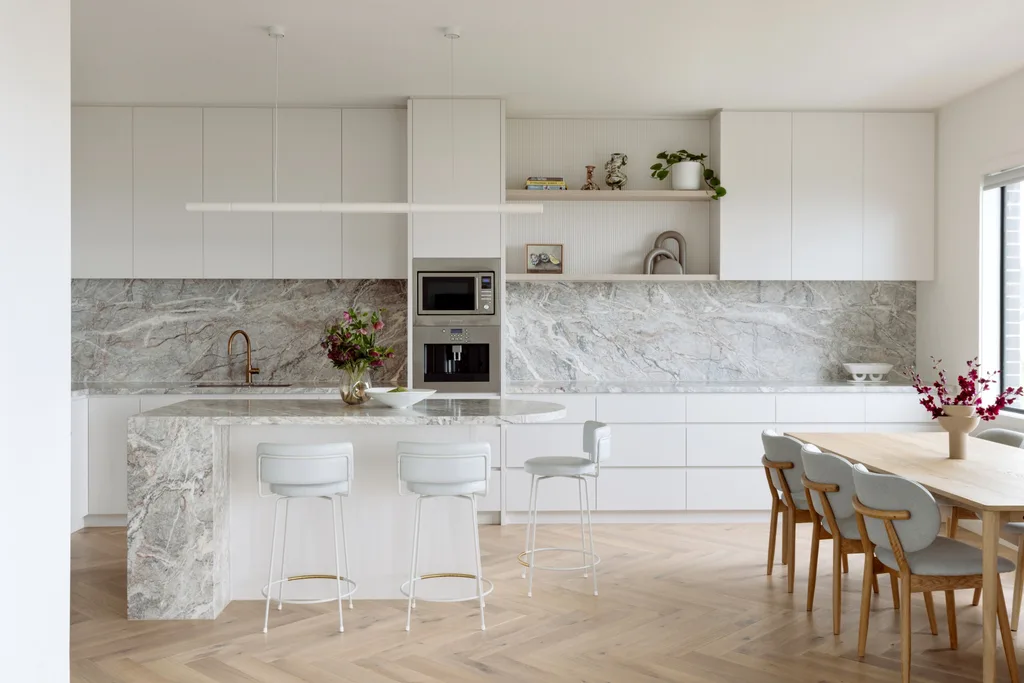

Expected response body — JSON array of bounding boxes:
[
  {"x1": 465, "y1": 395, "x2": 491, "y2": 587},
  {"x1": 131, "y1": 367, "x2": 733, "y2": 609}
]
[
  {"x1": 365, "y1": 388, "x2": 436, "y2": 409},
  {"x1": 843, "y1": 363, "x2": 894, "y2": 382}
]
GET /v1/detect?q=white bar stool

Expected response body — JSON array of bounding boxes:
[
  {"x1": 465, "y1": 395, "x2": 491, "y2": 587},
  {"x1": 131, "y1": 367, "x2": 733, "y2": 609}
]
[
  {"x1": 520, "y1": 421, "x2": 610, "y2": 597},
  {"x1": 257, "y1": 442, "x2": 356, "y2": 634},
  {"x1": 397, "y1": 441, "x2": 493, "y2": 632}
]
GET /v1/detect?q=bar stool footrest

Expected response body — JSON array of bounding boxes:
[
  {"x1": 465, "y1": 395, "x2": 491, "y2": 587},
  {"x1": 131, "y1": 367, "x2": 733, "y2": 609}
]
[
  {"x1": 518, "y1": 547, "x2": 601, "y2": 572},
  {"x1": 261, "y1": 574, "x2": 357, "y2": 605},
  {"x1": 400, "y1": 573, "x2": 494, "y2": 603}
]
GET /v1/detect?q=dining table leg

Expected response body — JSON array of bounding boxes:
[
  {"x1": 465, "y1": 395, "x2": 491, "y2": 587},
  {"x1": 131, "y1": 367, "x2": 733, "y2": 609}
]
[{"x1": 982, "y1": 510, "x2": 1000, "y2": 683}]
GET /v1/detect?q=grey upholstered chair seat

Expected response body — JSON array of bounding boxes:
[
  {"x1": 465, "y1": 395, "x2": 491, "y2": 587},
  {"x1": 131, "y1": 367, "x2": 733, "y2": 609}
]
[
  {"x1": 1004, "y1": 522, "x2": 1024, "y2": 535},
  {"x1": 822, "y1": 513, "x2": 860, "y2": 539},
  {"x1": 524, "y1": 455, "x2": 597, "y2": 477},
  {"x1": 874, "y1": 536, "x2": 1015, "y2": 576},
  {"x1": 269, "y1": 480, "x2": 350, "y2": 497}
]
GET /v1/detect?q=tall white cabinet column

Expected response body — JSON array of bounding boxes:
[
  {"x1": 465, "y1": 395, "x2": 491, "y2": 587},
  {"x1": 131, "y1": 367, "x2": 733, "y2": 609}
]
[{"x1": 409, "y1": 98, "x2": 503, "y2": 258}]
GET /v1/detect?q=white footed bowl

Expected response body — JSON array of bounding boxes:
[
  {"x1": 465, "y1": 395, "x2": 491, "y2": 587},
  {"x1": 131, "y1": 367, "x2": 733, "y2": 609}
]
[
  {"x1": 843, "y1": 363, "x2": 893, "y2": 382},
  {"x1": 365, "y1": 388, "x2": 436, "y2": 409}
]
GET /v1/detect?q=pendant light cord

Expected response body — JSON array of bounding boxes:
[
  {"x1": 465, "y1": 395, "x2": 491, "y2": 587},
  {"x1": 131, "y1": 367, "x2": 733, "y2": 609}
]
[{"x1": 273, "y1": 33, "x2": 280, "y2": 203}]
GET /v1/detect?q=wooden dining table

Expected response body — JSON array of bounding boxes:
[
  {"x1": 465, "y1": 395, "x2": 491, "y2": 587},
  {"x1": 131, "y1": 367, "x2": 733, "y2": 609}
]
[{"x1": 788, "y1": 431, "x2": 1024, "y2": 683}]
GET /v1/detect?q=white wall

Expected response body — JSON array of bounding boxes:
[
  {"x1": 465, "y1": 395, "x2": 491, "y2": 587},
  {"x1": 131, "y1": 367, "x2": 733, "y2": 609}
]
[
  {"x1": 0, "y1": 1, "x2": 71, "y2": 680},
  {"x1": 918, "y1": 67, "x2": 1024, "y2": 372}
]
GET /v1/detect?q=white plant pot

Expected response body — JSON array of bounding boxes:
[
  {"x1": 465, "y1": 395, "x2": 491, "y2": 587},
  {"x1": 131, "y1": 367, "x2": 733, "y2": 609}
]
[{"x1": 671, "y1": 161, "x2": 702, "y2": 190}]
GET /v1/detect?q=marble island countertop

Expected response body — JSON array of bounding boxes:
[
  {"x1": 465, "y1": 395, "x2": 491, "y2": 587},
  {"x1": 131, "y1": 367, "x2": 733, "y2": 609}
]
[{"x1": 133, "y1": 397, "x2": 567, "y2": 425}]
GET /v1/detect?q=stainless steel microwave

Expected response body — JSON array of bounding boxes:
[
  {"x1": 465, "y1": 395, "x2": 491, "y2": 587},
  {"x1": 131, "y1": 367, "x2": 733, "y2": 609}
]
[{"x1": 413, "y1": 258, "x2": 499, "y2": 326}]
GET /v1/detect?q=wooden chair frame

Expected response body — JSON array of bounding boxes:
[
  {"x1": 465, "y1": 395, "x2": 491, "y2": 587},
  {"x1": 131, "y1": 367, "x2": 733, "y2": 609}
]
[
  {"x1": 853, "y1": 495, "x2": 1019, "y2": 683},
  {"x1": 949, "y1": 505, "x2": 1024, "y2": 622},
  {"x1": 802, "y1": 474, "x2": 902, "y2": 635},
  {"x1": 763, "y1": 455, "x2": 829, "y2": 593}
]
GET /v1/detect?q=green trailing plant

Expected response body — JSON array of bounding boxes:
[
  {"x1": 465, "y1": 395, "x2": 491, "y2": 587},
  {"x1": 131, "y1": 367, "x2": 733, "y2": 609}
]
[{"x1": 649, "y1": 150, "x2": 727, "y2": 199}]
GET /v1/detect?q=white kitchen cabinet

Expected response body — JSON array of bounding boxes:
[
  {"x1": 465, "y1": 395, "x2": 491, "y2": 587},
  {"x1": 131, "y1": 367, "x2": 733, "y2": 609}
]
[
  {"x1": 864, "y1": 394, "x2": 932, "y2": 423},
  {"x1": 712, "y1": 111, "x2": 793, "y2": 280},
  {"x1": 506, "y1": 468, "x2": 595, "y2": 511},
  {"x1": 598, "y1": 469, "x2": 686, "y2": 510},
  {"x1": 596, "y1": 395, "x2": 687, "y2": 423},
  {"x1": 599, "y1": 425, "x2": 685, "y2": 467},
  {"x1": 203, "y1": 108, "x2": 273, "y2": 278},
  {"x1": 409, "y1": 98, "x2": 503, "y2": 258},
  {"x1": 775, "y1": 394, "x2": 866, "y2": 423},
  {"x1": 274, "y1": 108, "x2": 343, "y2": 279},
  {"x1": 342, "y1": 109, "x2": 407, "y2": 278},
  {"x1": 133, "y1": 108, "x2": 204, "y2": 278},
  {"x1": 87, "y1": 396, "x2": 141, "y2": 517},
  {"x1": 72, "y1": 107, "x2": 134, "y2": 278},
  {"x1": 791, "y1": 113, "x2": 864, "y2": 280},
  {"x1": 685, "y1": 394, "x2": 774, "y2": 423},
  {"x1": 71, "y1": 398, "x2": 89, "y2": 532},
  {"x1": 863, "y1": 113, "x2": 936, "y2": 281},
  {"x1": 687, "y1": 423, "x2": 773, "y2": 468},
  {"x1": 505, "y1": 424, "x2": 580, "y2": 467},
  {"x1": 686, "y1": 468, "x2": 768, "y2": 511}
]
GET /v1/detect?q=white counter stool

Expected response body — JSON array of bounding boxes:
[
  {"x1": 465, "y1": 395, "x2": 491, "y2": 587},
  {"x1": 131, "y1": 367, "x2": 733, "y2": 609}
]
[
  {"x1": 520, "y1": 421, "x2": 610, "y2": 598},
  {"x1": 397, "y1": 441, "x2": 492, "y2": 632},
  {"x1": 257, "y1": 442, "x2": 356, "y2": 634}
]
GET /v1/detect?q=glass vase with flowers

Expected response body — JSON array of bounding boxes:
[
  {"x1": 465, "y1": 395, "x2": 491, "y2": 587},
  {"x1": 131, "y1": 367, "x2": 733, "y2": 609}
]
[{"x1": 320, "y1": 308, "x2": 395, "y2": 405}]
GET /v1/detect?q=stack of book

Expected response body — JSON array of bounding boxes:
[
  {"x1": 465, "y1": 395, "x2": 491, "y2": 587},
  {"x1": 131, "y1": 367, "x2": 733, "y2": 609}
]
[{"x1": 524, "y1": 176, "x2": 567, "y2": 190}]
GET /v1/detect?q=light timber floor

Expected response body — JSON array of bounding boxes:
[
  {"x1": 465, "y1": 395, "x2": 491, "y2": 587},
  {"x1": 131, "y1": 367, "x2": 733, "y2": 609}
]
[{"x1": 71, "y1": 524, "x2": 1020, "y2": 682}]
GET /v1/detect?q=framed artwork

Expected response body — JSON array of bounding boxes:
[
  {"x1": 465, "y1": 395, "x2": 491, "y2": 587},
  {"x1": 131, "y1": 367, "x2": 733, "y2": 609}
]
[{"x1": 525, "y1": 243, "x2": 564, "y2": 274}]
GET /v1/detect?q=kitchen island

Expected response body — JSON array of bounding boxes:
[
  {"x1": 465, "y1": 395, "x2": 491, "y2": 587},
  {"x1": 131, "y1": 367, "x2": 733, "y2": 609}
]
[{"x1": 127, "y1": 398, "x2": 565, "y2": 620}]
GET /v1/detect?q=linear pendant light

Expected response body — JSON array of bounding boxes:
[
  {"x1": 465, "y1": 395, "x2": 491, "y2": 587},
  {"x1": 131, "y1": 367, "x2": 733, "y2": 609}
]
[{"x1": 186, "y1": 26, "x2": 541, "y2": 216}]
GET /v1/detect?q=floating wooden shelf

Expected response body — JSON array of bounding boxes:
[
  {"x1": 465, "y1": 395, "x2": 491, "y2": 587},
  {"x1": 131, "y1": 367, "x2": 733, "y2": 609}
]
[
  {"x1": 506, "y1": 189, "x2": 712, "y2": 202},
  {"x1": 505, "y1": 273, "x2": 719, "y2": 282}
]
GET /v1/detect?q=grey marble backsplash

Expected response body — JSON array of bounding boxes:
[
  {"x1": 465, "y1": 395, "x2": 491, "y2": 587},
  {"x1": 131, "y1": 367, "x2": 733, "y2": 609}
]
[
  {"x1": 72, "y1": 279, "x2": 407, "y2": 384},
  {"x1": 505, "y1": 281, "x2": 915, "y2": 382}
]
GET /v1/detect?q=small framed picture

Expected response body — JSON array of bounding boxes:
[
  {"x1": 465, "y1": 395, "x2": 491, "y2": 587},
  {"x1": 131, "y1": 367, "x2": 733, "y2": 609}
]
[{"x1": 525, "y1": 243, "x2": 564, "y2": 274}]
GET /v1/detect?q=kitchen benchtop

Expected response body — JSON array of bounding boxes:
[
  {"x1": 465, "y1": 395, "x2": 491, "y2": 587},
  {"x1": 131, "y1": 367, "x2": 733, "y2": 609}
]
[{"x1": 73, "y1": 379, "x2": 916, "y2": 397}]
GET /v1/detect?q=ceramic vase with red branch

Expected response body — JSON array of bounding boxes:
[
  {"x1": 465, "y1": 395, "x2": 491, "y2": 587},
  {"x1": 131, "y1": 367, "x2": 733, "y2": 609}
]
[{"x1": 910, "y1": 357, "x2": 1023, "y2": 459}]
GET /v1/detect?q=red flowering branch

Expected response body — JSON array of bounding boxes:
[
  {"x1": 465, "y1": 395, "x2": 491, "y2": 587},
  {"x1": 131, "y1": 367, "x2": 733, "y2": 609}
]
[{"x1": 908, "y1": 356, "x2": 1023, "y2": 421}]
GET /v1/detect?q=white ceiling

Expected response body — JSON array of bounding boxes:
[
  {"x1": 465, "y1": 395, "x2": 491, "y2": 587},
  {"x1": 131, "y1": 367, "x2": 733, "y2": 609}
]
[{"x1": 72, "y1": 0, "x2": 1024, "y2": 116}]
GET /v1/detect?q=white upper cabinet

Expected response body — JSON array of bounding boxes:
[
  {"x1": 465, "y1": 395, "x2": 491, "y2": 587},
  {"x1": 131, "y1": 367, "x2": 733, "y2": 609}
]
[
  {"x1": 133, "y1": 108, "x2": 204, "y2": 278},
  {"x1": 713, "y1": 111, "x2": 793, "y2": 280},
  {"x1": 791, "y1": 113, "x2": 864, "y2": 280},
  {"x1": 863, "y1": 113, "x2": 935, "y2": 281},
  {"x1": 72, "y1": 107, "x2": 134, "y2": 278},
  {"x1": 203, "y1": 108, "x2": 273, "y2": 278},
  {"x1": 274, "y1": 108, "x2": 343, "y2": 279},
  {"x1": 410, "y1": 98, "x2": 503, "y2": 258},
  {"x1": 342, "y1": 108, "x2": 407, "y2": 279}
]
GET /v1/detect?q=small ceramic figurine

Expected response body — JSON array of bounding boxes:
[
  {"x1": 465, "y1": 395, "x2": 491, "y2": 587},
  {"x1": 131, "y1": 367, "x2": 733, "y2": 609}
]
[
  {"x1": 581, "y1": 165, "x2": 601, "y2": 191},
  {"x1": 605, "y1": 153, "x2": 628, "y2": 190}
]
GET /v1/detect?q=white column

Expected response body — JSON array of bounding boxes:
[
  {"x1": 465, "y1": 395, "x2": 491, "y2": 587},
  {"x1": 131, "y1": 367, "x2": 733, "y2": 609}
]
[{"x1": 0, "y1": 1, "x2": 71, "y2": 680}]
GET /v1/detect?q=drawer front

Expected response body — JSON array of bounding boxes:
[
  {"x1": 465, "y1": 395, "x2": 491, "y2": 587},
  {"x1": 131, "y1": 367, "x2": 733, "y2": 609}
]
[
  {"x1": 865, "y1": 394, "x2": 930, "y2": 423},
  {"x1": 505, "y1": 425, "x2": 581, "y2": 468},
  {"x1": 526, "y1": 395, "x2": 597, "y2": 423},
  {"x1": 596, "y1": 395, "x2": 686, "y2": 423},
  {"x1": 477, "y1": 471, "x2": 501, "y2": 511},
  {"x1": 597, "y1": 468, "x2": 686, "y2": 510},
  {"x1": 687, "y1": 424, "x2": 772, "y2": 467},
  {"x1": 685, "y1": 394, "x2": 775, "y2": 423},
  {"x1": 686, "y1": 468, "x2": 771, "y2": 511},
  {"x1": 505, "y1": 468, "x2": 595, "y2": 511},
  {"x1": 775, "y1": 394, "x2": 865, "y2": 423},
  {"x1": 602, "y1": 424, "x2": 685, "y2": 467}
]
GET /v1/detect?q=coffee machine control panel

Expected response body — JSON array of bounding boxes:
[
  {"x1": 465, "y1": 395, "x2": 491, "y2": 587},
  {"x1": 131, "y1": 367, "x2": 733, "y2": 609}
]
[{"x1": 443, "y1": 328, "x2": 470, "y2": 342}]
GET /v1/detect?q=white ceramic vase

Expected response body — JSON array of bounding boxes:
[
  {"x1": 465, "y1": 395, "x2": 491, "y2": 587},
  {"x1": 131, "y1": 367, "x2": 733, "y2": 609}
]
[
  {"x1": 671, "y1": 161, "x2": 702, "y2": 190},
  {"x1": 937, "y1": 404, "x2": 980, "y2": 460}
]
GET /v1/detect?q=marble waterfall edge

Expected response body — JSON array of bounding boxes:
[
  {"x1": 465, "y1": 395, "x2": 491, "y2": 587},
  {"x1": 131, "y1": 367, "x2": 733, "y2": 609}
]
[{"x1": 505, "y1": 281, "x2": 915, "y2": 382}]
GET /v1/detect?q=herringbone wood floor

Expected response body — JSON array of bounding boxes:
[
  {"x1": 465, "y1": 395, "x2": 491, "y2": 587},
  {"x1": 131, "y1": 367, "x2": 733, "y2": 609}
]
[{"x1": 71, "y1": 524, "x2": 1019, "y2": 682}]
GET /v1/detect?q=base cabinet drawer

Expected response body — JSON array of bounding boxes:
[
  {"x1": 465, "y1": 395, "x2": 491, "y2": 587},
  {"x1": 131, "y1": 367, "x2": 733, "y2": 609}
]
[
  {"x1": 776, "y1": 394, "x2": 865, "y2": 423},
  {"x1": 477, "y1": 471, "x2": 501, "y2": 511},
  {"x1": 686, "y1": 468, "x2": 771, "y2": 510},
  {"x1": 687, "y1": 424, "x2": 772, "y2": 467},
  {"x1": 602, "y1": 424, "x2": 685, "y2": 467},
  {"x1": 505, "y1": 468, "x2": 595, "y2": 511},
  {"x1": 596, "y1": 395, "x2": 686, "y2": 423},
  {"x1": 865, "y1": 395, "x2": 932, "y2": 423},
  {"x1": 505, "y1": 424, "x2": 581, "y2": 467},
  {"x1": 597, "y1": 468, "x2": 686, "y2": 510}
]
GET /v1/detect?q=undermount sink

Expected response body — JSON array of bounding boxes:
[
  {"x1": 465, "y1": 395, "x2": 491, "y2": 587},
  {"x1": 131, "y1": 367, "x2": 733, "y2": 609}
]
[{"x1": 188, "y1": 382, "x2": 293, "y2": 388}]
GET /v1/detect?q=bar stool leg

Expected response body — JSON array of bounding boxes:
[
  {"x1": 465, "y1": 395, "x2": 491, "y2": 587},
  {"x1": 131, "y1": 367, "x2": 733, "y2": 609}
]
[
  {"x1": 263, "y1": 498, "x2": 283, "y2": 634},
  {"x1": 329, "y1": 496, "x2": 345, "y2": 633},
  {"x1": 405, "y1": 496, "x2": 423, "y2": 631},
  {"x1": 338, "y1": 495, "x2": 353, "y2": 609},
  {"x1": 578, "y1": 477, "x2": 589, "y2": 578},
  {"x1": 527, "y1": 477, "x2": 542, "y2": 598},
  {"x1": 469, "y1": 494, "x2": 486, "y2": 631},
  {"x1": 276, "y1": 498, "x2": 290, "y2": 610},
  {"x1": 584, "y1": 476, "x2": 598, "y2": 596},
  {"x1": 522, "y1": 474, "x2": 538, "y2": 579}
]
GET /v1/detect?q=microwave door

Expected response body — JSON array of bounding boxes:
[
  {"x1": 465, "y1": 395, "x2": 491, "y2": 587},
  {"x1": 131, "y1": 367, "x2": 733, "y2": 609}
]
[{"x1": 418, "y1": 273, "x2": 478, "y2": 315}]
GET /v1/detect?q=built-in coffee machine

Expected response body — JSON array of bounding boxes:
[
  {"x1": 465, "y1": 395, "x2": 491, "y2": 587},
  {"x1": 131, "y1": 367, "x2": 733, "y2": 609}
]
[{"x1": 412, "y1": 258, "x2": 500, "y2": 394}]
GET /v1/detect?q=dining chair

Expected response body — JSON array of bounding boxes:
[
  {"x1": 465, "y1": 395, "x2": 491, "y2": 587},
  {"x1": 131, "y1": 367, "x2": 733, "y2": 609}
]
[
  {"x1": 851, "y1": 463, "x2": 1019, "y2": 683},
  {"x1": 762, "y1": 430, "x2": 829, "y2": 593},
  {"x1": 946, "y1": 427, "x2": 1024, "y2": 622},
  {"x1": 801, "y1": 444, "x2": 906, "y2": 635}
]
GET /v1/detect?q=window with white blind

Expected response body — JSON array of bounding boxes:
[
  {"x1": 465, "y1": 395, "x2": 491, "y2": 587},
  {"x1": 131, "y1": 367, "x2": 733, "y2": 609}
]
[{"x1": 992, "y1": 166, "x2": 1024, "y2": 406}]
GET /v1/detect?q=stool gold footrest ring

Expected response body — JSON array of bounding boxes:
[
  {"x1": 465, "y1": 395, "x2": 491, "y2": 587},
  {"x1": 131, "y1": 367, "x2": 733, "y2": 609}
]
[
  {"x1": 399, "y1": 573, "x2": 494, "y2": 603},
  {"x1": 261, "y1": 574, "x2": 358, "y2": 605},
  {"x1": 518, "y1": 548, "x2": 601, "y2": 572}
]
